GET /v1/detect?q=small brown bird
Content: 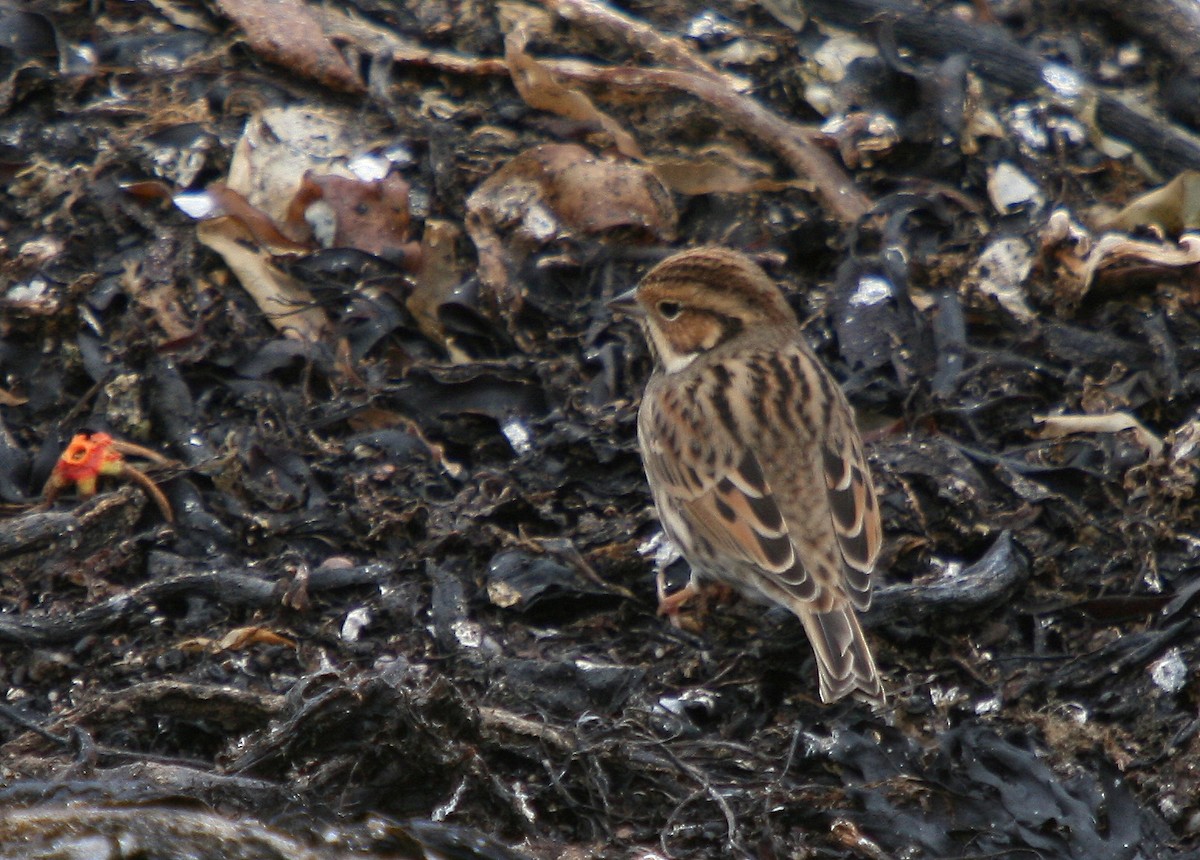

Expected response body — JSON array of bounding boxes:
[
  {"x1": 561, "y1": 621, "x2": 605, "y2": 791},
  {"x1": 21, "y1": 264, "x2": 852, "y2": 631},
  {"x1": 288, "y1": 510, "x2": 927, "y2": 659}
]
[{"x1": 610, "y1": 247, "x2": 885, "y2": 704}]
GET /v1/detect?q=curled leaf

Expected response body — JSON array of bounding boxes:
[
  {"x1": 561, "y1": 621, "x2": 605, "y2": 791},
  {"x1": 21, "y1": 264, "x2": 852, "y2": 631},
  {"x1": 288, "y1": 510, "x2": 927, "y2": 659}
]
[
  {"x1": 1033, "y1": 412, "x2": 1164, "y2": 459},
  {"x1": 285, "y1": 171, "x2": 420, "y2": 265},
  {"x1": 1105, "y1": 171, "x2": 1200, "y2": 234},
  {"x1": 215, "y1": 0, "x2": 363, "y2": 93},
  {"x1": 197, "y1": 216, "x2": 330, "y2": 342},
  {"x1": 465, "y1": 143, "x2": 676, "y2": 324},
  {"x1": 505, "y1": 26, "x2": 643, "y2": 159}
]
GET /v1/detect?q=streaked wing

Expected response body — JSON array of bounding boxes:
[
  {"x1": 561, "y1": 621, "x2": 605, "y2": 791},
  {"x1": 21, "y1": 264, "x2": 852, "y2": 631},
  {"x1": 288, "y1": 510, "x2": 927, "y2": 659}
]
[
  {"x1": 820, "y1": 412, "x2": 882, "y2": 611},
  {"x1": 638, "y1": 382, "x2": 819, "y2": 604}
]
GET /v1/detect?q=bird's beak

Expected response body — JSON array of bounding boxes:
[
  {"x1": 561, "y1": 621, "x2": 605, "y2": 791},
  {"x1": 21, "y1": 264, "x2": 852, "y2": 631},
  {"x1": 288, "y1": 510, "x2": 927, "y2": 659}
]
[{"x1": 607, "y1": 287, "x2": 644, "y2": 316}]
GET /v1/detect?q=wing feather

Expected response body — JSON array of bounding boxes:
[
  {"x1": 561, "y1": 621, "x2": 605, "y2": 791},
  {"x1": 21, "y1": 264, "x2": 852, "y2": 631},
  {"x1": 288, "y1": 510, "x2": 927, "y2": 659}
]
[
  {"x1": 821, "y1": 415, "x2": 882, "y2": 611},
  {"x1": 638, "y1": 341, "x2": 882, "y2": 613},
  {"x1": 639, "y1": 385, "x2": 818, "y2": 603}
]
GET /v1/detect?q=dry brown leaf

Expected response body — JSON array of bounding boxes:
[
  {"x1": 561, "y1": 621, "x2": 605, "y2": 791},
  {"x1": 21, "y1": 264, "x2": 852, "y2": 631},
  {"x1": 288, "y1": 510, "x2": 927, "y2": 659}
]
[
  {"x1": 540, "y1": 153, "x2": 676, "y2": 237},
  {"x1": 187, "y1": 107, "x2": 429, "y2": 343},
  {"x1": 652, "y1": 146, "x2": 801, "y2": 195},
  {"x1": 1081, "y1": 233, "x2": 1200, "y2": 290},
  {"x1": 469, "y1": 143, "x2": 675, "y2": 241},
  {"x1": 504, "y1": 25, "x2": 643, "y2": 160},
  {"x1": 202, "y1": 183, "x2": 313, "y2": 253},
  {"x1": 218, "y1": 626, "x2": 297, "y2": 651},
  {"x1": 284, "y1": 171, "x2": 420, "y2": 264},
  {"x1": 225, "y1": 107, "x2": 399, "y2": 226},
  {"x1": 177, "y1": 627, "x2": 297, "y2": 652},
  {"x1": 215, "y1": 0, "x2": 363, "y2": 93},
  {"x1": 121, "y1": 179, "x2": 176, "y2": 203},
  {"x1": 197, "y1": 216, "x2": 330, "y2": 342},
  {"x1": 1104, "y1": 171, "x2": 1200, "y2": 234},
  {"x1": 533, "y1": 2, "x2": 869, "y2": 222},
  {"x1": 543, "y1": 0, "x2": 742, "y2": 87},
  {"x1": 466, "y1": 143, "x2": 676, "y2": 322},
  {"x1": 1032, "y1": 412, "x2": 1164, "y2": 459},
  {"x1": 311, "y1": 2, "x2": 868, "y2": 223},
  {"x1": 408, "y1": 219, "x2": 465, "y2": 356}
]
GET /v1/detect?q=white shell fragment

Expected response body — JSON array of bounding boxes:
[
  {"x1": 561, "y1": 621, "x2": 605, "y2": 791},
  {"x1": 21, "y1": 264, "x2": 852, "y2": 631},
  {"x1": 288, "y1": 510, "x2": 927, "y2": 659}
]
[
  {"x1": 340, "y1": 607, "x2": 373, "y2": 642},
  {"x1": 172, "y1": 191, "x2": 223, "y2": 219},
  {"x1": 848, "y1": 275, "x2": 892, "y2": 308},
  {"x1": 1041, "y1": 63, "x2": 1086, "y2": 102},
  {"x1": 964, "y1": 237, "x2": 1036, "y2": 323},
  {"x1": 1150, "y1": 648, "x2": 1188, "y2": 695},
  {"x1": 987, "y1": 162, "x2": 1044, "y2": 214},
  {"x1": 501, "y1": 416, "x2": 533, "y2": 455}
]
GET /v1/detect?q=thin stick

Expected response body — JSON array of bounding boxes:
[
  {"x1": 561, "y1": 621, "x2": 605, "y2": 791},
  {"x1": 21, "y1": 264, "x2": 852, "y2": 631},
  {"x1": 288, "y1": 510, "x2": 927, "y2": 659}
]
[
  {"x1": 314, "y1": 4, "x2": 872, "y2": 225},
  {"x1": 122, "y1": 466, "x2": 176, "y2": 523},
  {"x1": 538, "y1": 0, "x2": 871, "y2": 223}
]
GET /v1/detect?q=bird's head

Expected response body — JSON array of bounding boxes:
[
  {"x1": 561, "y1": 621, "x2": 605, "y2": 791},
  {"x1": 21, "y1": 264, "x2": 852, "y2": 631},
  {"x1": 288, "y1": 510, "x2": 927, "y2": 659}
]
[{"x1": 609, "y1": 247, "x2": 795, "y2": 373}]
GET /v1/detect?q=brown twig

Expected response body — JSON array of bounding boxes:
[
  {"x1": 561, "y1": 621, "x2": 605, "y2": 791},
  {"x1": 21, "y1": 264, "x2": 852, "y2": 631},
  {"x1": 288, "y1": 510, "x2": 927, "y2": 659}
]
[
  {"x1": 121, "y1": 466, "x2": 175, "y2": 524},
  {"x1": 314, "y1": 3, "x2": 871, "y2": 225},
  {"x1": 313, "y1": 6, "x2": 508, "y2": 76},
  {"x1": 546, "y1": 61, "x2": 871, "y2": 224},
  {"x1": 543, "y1": 0, "x2": 736, "y2": 85},
  {"x1": 538, "y1": 0, "x2": 870, "y2": 224}
]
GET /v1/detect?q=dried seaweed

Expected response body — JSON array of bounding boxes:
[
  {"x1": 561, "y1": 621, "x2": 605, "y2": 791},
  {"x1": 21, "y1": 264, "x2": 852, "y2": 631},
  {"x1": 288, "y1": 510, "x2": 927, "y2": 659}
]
[{"x1": 2, "y1": 0, "x2": 1200, "y2": 857}]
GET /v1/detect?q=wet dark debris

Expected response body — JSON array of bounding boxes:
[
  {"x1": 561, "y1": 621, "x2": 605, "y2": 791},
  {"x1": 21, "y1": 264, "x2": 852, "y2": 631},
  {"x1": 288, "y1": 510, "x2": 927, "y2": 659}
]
[{"x1": 3, "y1": 0, "x2": 1200, "y2": 857}]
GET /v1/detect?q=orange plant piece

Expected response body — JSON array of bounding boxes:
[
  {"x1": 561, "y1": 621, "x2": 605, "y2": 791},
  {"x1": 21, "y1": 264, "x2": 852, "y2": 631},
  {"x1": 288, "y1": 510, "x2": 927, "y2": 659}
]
[
  {"x1": 41, "y1": 432, "x2": 175, "y2": 523},
  {"x1": 49, "y1": 432, "x2": 124, "y2": 496}
]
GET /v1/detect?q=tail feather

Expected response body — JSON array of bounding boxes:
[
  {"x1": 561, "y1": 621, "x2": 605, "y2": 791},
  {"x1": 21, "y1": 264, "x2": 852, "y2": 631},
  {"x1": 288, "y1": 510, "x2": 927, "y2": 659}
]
[{"x1": 799, "y1": 605, "x2": 885, "y2": 706}]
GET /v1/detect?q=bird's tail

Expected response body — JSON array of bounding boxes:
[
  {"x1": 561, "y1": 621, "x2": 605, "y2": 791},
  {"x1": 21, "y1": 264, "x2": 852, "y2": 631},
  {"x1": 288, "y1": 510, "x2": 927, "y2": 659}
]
[{"x1": 799, "y1": 605, "x2": 885, "y2": 706}]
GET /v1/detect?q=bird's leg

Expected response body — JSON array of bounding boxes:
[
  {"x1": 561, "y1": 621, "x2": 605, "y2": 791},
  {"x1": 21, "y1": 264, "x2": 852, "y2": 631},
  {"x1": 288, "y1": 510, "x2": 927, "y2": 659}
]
[
  {"x1": 656, "y1": 575, "x2": 699, "y2": 625},
  {"x1": 656, "y1": 575, "x2": 736, "y2": 629}
]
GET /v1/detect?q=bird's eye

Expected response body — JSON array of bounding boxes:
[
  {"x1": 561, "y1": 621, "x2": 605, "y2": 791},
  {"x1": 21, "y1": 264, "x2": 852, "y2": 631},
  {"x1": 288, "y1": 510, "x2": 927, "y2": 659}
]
[{"x1": 657, "y1": 301, "x2": 682, "y2": 320}]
